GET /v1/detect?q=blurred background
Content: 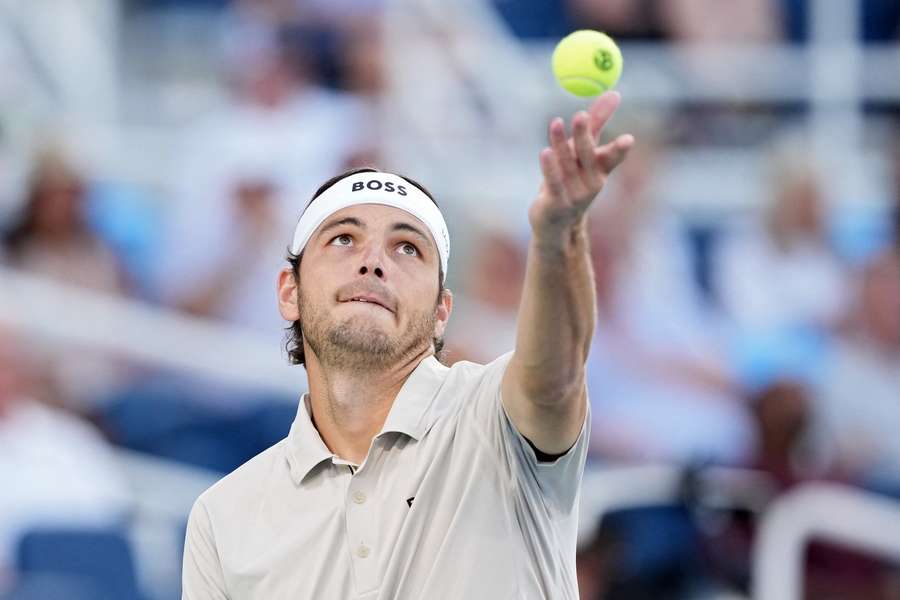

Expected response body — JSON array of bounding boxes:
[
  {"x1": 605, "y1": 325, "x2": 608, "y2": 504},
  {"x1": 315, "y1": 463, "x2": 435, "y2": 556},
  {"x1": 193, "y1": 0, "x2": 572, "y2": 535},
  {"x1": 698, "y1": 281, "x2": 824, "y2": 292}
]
[{"x1": 0, "y1": 0, "x2": 899, "y2": 598}]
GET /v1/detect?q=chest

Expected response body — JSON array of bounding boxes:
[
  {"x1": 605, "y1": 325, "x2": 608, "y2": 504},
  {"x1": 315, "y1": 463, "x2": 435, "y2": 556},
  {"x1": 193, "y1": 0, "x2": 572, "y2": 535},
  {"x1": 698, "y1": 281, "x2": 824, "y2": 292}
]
[{"x1": 223, "y1": 422, "x2": 522, "y2": 599}]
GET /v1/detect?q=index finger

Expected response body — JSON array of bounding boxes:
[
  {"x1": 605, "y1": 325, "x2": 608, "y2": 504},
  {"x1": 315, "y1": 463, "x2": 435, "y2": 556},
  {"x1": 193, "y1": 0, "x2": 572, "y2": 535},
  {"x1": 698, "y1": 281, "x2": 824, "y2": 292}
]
[{"x1": 588, "y1": 91, "x2": 622, "y2": 141}]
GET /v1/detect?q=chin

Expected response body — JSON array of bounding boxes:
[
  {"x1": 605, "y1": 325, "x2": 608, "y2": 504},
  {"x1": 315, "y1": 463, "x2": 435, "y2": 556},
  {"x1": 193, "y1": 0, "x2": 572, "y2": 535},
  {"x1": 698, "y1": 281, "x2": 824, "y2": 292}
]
[
  {"x1": 339, "y1": 312, "x2": 395, "y2": 330},
  {"x1": 332, "y1": 316, "x2": 396, "y2": 345}
]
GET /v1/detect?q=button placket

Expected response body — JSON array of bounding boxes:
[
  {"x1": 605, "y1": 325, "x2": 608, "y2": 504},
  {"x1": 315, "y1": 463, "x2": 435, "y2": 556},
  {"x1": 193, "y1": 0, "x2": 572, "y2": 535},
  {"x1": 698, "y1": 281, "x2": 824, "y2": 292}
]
[{"x1": 346, "y1": 472, "x2": 379, "y2": 593}]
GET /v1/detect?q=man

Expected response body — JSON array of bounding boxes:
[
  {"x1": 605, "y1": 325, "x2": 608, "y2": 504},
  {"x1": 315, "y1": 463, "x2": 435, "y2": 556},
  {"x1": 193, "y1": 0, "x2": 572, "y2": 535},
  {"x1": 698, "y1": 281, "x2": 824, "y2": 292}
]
[{"x1": 182, "y1": 91, "x2": 633, "y2": 599}]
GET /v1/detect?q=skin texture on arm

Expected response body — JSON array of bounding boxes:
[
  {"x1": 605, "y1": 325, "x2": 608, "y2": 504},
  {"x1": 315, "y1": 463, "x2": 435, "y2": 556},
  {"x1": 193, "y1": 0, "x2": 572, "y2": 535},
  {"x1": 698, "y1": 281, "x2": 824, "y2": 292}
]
[{"x1": 502, "y1": 91, "x2": 634, "y2": 455}]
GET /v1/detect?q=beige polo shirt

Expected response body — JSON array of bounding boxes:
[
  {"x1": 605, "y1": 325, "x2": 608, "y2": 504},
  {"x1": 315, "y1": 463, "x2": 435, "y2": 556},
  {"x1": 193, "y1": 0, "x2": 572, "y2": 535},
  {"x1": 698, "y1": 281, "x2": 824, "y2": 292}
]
[{"x1": 182, "y1": 351, "x2": 589, "y2": 599}]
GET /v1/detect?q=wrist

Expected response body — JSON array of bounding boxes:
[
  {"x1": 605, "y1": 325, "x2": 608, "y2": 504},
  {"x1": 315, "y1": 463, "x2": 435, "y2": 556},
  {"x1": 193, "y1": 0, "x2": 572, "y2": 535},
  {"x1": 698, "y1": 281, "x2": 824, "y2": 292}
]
[{"x1": 532, "y1": 217, "x2": 589, "y2": 255}]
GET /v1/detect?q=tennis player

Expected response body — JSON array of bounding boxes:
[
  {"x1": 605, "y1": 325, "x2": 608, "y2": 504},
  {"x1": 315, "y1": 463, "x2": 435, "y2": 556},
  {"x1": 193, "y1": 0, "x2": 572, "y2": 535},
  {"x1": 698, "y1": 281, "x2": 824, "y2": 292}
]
[{"x1": 182, "y1": 91, "x2": 633, "y2": 599}]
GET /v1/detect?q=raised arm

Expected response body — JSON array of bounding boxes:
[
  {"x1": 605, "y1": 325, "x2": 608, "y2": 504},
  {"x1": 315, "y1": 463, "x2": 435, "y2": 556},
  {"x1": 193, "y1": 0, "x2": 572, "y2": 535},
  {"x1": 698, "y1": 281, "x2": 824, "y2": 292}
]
[{"x1": 501, "y1": 91, "x2": 633, "y2": 455}]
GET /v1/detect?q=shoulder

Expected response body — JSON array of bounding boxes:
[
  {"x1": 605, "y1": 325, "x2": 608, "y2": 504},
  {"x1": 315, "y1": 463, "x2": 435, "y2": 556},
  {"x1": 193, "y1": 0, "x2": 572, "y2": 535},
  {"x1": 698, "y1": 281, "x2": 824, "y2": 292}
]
[
  {"x1": 442, "y1": 351, "x2": 515, "y2": 389},
  {"x1": 194, "y1": 439, "x2": 290, "y2": 519}
]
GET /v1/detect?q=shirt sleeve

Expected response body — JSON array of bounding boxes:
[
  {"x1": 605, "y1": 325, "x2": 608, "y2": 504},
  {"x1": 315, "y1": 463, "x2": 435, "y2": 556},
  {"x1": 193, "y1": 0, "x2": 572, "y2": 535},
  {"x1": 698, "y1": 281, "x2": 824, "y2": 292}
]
[
  {"x1": 465, "y1": 351, "x2": 591, "y2": 516},
  {"x1": 182, "y1": 497, "x2": 230, "y2": 600}
]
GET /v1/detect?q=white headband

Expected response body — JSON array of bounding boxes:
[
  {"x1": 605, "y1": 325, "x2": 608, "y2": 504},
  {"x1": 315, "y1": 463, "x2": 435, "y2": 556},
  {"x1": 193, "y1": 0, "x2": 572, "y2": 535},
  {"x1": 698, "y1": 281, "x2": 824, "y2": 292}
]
[{"x1": 290, "y1": 172, "x2": 450, "y2": 281}]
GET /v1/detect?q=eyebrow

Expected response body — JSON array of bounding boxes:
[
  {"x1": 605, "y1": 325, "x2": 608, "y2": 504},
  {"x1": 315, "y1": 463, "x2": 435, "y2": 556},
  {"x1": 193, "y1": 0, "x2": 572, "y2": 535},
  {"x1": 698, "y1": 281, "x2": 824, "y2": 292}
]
[
  {"x1": 317, "y1": 216, "x2": 434, "y2": 252},
  {"x1": 316, "y1": 216, "x2": 364, "y2": 241},
  {"x1": 392, "y1": 222, "x2": 433, "y2": 252}
]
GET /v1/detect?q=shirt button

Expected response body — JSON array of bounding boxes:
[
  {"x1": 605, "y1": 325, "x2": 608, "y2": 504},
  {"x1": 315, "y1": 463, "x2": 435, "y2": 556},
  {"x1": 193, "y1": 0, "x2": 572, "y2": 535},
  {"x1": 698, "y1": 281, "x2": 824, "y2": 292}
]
[
  {"x1": 352, "y1": 490, "x2": 367, "y2": 504},
  {"x1": 357, "y1": 545, "x2": 370, "y2": 558}
]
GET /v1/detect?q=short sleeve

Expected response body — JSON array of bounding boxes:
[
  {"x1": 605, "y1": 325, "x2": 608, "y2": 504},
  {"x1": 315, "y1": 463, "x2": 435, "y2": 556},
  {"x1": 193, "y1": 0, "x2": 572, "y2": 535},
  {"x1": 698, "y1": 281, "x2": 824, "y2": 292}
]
[
  {"x1": 182, "y1": 497, "x2": 230, "y2": 600},
  {"x1": 464, "y1": 351, "x2": 591, "y2": 516}
]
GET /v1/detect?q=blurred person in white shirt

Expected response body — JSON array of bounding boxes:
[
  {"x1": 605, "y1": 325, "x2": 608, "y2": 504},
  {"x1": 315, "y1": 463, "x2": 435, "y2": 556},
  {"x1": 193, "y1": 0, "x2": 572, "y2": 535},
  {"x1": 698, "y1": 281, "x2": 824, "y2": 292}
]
[
  {"x1": 0, "y1": 327, "x2": 130, "y2": 591},
  {"x1": 715, "y1": 147, "x2": 848, "y2": 336},
  {"x1": 584, "y1": 133, "x2": 753, "y2": 464},
  {"x1": 816, "y1": 246, "x2": 900, "y2": 485},
  {"x1": 2, "y1": 148, "x2": 129, "y2": 295},
  {"x1": 1, "y1": 148, "x2": 134, "y2": 411},
  {"x1": 158, "y1": 24, "x2": 372, "y2": 343},
  {"x1": 443, "y1": 222, "x2": 526, "y2": 365}
]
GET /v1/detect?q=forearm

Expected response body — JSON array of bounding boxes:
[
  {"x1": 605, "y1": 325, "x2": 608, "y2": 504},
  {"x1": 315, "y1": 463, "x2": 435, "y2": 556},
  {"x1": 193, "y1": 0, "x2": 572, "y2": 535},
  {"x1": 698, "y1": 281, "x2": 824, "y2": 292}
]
[
  {"x1": 512, "y1": 218, "x2": 596, "y2": 404},
  {"x1": 501, "y1": 91, "x2": 630, "y2": 453}
]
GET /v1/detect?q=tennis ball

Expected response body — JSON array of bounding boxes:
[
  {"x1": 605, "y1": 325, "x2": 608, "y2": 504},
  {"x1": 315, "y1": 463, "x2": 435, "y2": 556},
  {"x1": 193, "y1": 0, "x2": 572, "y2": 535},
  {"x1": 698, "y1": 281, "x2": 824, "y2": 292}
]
[{"x1": 552, "y1": 30, "x2": 623, "y2": 97}]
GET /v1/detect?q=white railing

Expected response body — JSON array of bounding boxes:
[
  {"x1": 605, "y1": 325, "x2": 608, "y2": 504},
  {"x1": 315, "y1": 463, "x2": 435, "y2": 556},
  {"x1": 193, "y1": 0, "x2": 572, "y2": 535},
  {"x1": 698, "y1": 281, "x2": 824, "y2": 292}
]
[
  {"x1": 752, "y1": 483, "x2": 900, "y2": 600},
  {"x1": 0, "y1": 266, "x2": 303, "y2": 396}
]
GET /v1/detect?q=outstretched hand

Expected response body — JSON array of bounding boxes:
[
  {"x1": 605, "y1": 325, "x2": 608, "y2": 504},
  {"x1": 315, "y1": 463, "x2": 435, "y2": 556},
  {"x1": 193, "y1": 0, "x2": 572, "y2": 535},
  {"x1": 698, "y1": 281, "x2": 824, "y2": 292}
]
[{"x1": 529, "y1": 91, "x2": 633, "y2": 240}]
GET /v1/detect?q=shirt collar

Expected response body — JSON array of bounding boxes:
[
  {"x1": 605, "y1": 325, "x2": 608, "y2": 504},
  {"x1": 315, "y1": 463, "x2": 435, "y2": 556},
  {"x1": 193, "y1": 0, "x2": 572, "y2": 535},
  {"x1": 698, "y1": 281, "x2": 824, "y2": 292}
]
[
  {"x1": 379, "y1": 355, "x2": 449, "y2": 441},
  {"x1": 285, "y1": 395, "x2": 333, "y2": 485},
  {"x1": 285, "y1": 355, "x2": 450, "y2": 485}
]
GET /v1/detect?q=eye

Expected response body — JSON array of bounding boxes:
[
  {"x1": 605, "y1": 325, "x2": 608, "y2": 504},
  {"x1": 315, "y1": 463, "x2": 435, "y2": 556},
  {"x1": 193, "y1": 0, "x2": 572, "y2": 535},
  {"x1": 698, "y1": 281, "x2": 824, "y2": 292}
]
[
  {"x1": 398, "y1": 242, "x2": 419, "y2": 257},
  {"x1": 330, "y1": 234, "x2": 353, "y2": 247}
]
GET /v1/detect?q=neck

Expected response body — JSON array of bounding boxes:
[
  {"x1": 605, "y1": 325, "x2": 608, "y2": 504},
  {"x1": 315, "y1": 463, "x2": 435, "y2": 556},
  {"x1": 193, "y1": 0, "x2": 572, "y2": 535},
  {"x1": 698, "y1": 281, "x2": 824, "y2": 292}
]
[{"x1": 304, "y1": 347, "x2": 432, "y2": 465}]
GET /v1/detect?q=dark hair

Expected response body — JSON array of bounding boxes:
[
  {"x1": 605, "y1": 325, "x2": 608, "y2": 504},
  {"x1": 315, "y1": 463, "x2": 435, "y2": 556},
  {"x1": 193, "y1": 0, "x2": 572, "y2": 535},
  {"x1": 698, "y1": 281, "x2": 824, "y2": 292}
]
[
  {"x1": 284, "y1": 167, "x2": 446, "y2": 367},
  {"x1": 3, "y1": 154, "x2": 87, "y2": 256}
]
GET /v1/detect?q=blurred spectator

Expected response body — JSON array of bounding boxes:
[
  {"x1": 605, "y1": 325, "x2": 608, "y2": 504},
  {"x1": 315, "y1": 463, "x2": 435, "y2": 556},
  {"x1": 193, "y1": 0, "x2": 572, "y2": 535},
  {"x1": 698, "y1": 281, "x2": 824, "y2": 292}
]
[
  {"x1": 566, "y1": 0, "x2": 664, "y2": 41},
  {"x1": 96, "y1": 176, "x2": 297, "y2": 475},
  {"x1": 659, "y1": 0, "x2": 784, "y2": 145},
  {"x1": 585, "y1": 134, "x2": 753, "y2": 465},
  {"x1": 332, "y1": 22, "x2": 385, "y2": 167},
  {"x1": 0, "y1": 327, "x2": 130, "y2": 590},
  {"x1": 231, "y1": 0, "x2": 296, "y2": 24},
  {"x1": 171, "y1": 175, "x2": 286, "y2": 331},
  {"x1": 714, "y1": 146, "x2": 848, "y2": 336},
  {"x1": 0, "y1": 149, "x2": 135, "y2": 411},
  {"x1": 706, "y1": 372, "x2": 896, "y2": 600},
  {"x1": 816, "y1": 247, "x2": 900, "y2": 485},
  {"x1": 659, "y1": 0, "x2": 782, "y2": 43},
  {"x1": 444, "y1": 224, "x2": 525, "y2": 364},
  {"x1": 748, "y1": 378, "x2": 816, "y2": 487},
  {"x1": 158, "y1": 22, "x2": 372, "y2": 339},
  {"x1": 291, "y1": 0, "x2": 386, "y2": 31},
  {"x1": 337, "y1": 22, "x2": 385, "y2": 98},
  {"x1": 1, "y1": 149, "x2": 129, "y2": 295}
]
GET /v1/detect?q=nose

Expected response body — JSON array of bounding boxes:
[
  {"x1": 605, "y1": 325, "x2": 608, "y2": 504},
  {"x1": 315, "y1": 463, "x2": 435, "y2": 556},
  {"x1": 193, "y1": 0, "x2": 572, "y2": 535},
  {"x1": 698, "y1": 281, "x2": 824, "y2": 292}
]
[
  {"x1": 358, "y1": 264, "x2": 384, "y2": 279},
  {"x1": 358, "y1": 244, "x2": 385, "y2": 279}
]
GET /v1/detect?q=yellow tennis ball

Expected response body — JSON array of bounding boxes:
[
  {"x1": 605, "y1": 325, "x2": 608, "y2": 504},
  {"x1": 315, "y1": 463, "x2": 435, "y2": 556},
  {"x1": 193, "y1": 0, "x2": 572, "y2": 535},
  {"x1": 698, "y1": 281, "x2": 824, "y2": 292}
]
[{"x1": 552, "y1": 30, "x2": 623, "y2": 97}]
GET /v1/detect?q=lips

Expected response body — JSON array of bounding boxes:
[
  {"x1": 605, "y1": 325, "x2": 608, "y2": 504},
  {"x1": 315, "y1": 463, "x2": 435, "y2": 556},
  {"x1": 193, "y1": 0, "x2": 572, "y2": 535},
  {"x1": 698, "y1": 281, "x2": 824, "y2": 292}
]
[{"x1": 342, "y1": 294, "x2": 394, "y2": 313}]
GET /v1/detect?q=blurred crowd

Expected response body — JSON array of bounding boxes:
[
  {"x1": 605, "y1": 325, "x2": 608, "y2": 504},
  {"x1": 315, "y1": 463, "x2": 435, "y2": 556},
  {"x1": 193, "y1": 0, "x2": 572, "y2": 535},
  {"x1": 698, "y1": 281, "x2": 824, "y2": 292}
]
[{"x1": 1, "y1": 1, "x2": 899, "y2": 599}]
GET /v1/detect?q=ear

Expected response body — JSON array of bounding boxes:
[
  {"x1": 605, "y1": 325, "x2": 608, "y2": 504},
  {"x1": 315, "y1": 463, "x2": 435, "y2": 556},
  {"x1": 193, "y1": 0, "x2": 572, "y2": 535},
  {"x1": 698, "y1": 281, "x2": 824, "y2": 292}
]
[
  {"x1": 277, "y1": 267, "x2": 300, "y2": 321},
  {"x1": 433, "y1": 288, "x2": 453, "y2": 339}
]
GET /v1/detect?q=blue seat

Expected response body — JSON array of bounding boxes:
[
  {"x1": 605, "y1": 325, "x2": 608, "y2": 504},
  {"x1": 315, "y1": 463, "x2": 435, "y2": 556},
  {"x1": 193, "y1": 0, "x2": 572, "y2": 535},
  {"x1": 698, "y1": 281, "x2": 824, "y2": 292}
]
[
  {"x1": 2, "y1": 573, "x2": 115, "y2": 600},
  {"x1": 16, "y1": 527, "x2": 145, "y2": 600}
]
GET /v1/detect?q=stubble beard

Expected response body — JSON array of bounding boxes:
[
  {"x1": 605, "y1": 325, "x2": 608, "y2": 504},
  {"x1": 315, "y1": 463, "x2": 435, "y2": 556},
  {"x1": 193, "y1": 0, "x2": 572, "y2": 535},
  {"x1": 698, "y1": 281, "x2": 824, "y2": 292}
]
[{"x1": 298, "y1": 288, "x2": 436, "y2": 372}]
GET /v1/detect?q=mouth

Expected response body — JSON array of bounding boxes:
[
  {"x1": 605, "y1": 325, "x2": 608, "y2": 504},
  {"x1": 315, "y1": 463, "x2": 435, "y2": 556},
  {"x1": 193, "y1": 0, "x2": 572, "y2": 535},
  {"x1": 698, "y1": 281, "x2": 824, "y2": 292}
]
[{"x1": 343, "y1": 296, "x2": 394, "y2": 313}]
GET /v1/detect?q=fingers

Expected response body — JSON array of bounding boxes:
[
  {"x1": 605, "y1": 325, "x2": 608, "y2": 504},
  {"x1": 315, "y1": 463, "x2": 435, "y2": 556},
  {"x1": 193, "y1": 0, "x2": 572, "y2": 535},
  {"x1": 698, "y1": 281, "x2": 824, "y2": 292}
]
[
  {"x1": 539, "y1": 147, "x2": 567, "y2": 200},
  {"x1": 548, "y1": 118, "x2": 580, "y2": 193},
  {"x1": 543, "y1": 95, "x2": 632, "y2": 204},
  {"x1": 572, "y1": 111, "x2": 598, "y2": 185},
  {"x1": 594, "y1": 134, "x2": 635, "y2": 173},
  {"x1": 588, "y1": 91, "x2": 622, "y2": 141}
]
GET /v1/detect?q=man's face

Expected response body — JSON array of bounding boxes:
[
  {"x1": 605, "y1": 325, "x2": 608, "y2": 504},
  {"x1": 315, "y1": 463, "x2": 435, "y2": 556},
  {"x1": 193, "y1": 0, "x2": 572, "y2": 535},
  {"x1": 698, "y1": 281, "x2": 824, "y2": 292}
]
[{"x1": 278, "y1": 203, "x2": 452, "y2": 369}]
